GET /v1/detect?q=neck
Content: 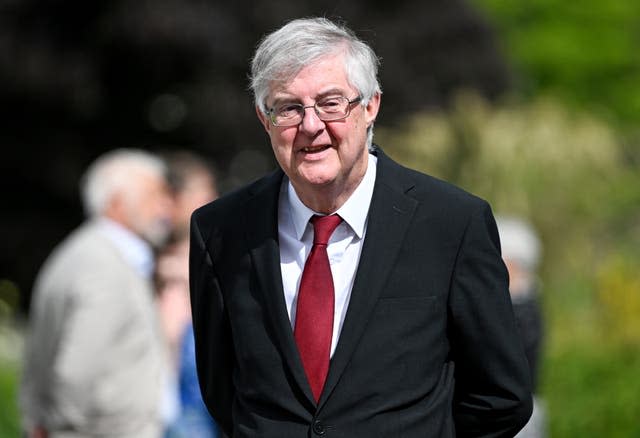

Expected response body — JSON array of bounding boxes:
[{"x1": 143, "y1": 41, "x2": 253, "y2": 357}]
[
  {"x1": 296, "y1": 188, "x2": 350, "y2": 215},
  {"x1": 103, "y1": 209, "x2": 127, "y2": 229}
]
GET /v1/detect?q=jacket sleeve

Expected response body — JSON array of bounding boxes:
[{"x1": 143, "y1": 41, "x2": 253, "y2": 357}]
[
  {"x1": 449, "y1": 202, "x2": 533, "y2": 437},
  {"x1": 189, "y1": 212, "x2": 235, "y2": 436}
]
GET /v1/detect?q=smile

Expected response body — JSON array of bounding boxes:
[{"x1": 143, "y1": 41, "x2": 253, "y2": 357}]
[{"x1": 300, "y1": 145, "x2": 331, "y2": 153}]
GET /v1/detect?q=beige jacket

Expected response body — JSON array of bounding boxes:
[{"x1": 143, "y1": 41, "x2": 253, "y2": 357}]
[{"x1": 20, "y1": 221, "x2": 165, "y2": 438}]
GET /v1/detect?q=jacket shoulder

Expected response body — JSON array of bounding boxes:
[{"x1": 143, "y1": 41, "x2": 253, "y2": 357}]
[{"x1": 191, "y1": 169, "x2": 282, "y2": 234}]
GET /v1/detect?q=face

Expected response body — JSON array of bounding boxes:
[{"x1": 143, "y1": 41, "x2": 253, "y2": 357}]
[
  {"x1": 173, "y1": 171, "x2": 217, "y2": 236},
  {"x1": 123, "y1": 171, "x2": 174, "y2": 248},
  {"x1": 504, "y1": 258, "x2": 532, "y2": 297},
  {"x1": 257, "y1": 53, "x2": 380, "y2": 207}
]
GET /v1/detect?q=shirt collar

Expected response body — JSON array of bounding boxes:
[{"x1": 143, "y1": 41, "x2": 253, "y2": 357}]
[
  {"x1": 287, "y1": 153, "x2": 377, "y2": 240},
  {"x1": 97, "y1": 217, "x2": 155, "y2": 278}
]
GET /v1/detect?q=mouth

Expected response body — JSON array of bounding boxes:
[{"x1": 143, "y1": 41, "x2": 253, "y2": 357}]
[{"x1": 299, "y1": 144, "x2": 332, "y2": 154}]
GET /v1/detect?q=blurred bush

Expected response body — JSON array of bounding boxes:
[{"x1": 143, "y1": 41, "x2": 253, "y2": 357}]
[
  {"x1": 472, "y1": 0, "x2": 640, "y2": 126},
  {"x1": 597, "y1": 254, "x2": 640, "y2": 346},
  {"x1": 378, "y1": 92, "x2": 634, "y2": 260},
  {"x1": 377, "y1": 92, "x2": 640, "y2": 436},
  {"x1": 0, "y1": 279, "x2": 23, "y2": 436},
  {"x1": 542, "y1": 344, "x2": 640, "y2": 437},
  {"x1": 0, "y1": 360, "x2": 20, "y2": 437},
  {"x1": 0, "y1": 316, "x2": 22, "y2": 436},
  {"x1": 0, "y1": 280, "x2": 20, "y2": 322}
]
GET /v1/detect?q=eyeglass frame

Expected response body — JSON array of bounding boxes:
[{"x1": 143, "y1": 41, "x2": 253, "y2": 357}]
[{"x1": 266, "y1": 95, "x2": 363, "y2": 127}]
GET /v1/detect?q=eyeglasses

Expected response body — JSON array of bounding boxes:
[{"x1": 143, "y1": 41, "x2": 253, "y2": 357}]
[{"x1": 266, "y1": 95, "x2": 362, "y2": 127}]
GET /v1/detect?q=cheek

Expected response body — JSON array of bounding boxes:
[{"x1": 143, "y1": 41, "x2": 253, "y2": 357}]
[
  {"x1": 150, "y1": 195, "x2": 171, "y2": 219},
  {"x1": 280, "y1": 127, "x2": 298, "y2": 143},
  {"x1": 327, "y1": 118, "x2": 357, "y2": 142},
  {"x1": 270, "y1": 131, "x2": 295, "y2": 154}
]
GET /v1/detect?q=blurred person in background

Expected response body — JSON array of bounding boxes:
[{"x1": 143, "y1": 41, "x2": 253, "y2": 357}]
[
  {"x1": 496, "y1": 215, "x2": 547, "y2": 438},
  {"x1": 20, "y1": 149, "x2": 173, "y2": 438},
  {"x1": 166, "y1": 151, "x2": 220, "y2": 244},
  {"x1": 154, "y1": 151, "x2": 221, "y2": 438},
  {"x1": 190, "y1": 17, "x2": 532, "y2": 437}
]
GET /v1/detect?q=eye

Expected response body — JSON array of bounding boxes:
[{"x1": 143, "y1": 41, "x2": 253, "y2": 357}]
[
  {"x1": 277, "y1": 103, "x2": 302, "y2": 117},
  {"x1": 317, "y1": 97, "x2": 343, "y2": 112}
]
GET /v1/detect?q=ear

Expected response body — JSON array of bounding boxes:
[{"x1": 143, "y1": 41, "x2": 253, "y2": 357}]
[
  {"x1": 256, "y1": 106, "x2": 272, "y2": 133},
  {"x1": 363, "y1": 92, "x2": 381, "y2": 127},
  {"x1": 103, "y1": 191, "x2": 128, "y2": 224}
]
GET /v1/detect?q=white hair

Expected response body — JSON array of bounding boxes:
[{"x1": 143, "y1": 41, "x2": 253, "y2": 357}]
[
  {"x1": 495, "y1": 215, "x2": 542, "y2": 272},
  {"x1": 80, "y1": 149, "x2": 167, "y2": 217},
  {"x1": 250, "y1": 17, "x2": 382, "y2": 148}
]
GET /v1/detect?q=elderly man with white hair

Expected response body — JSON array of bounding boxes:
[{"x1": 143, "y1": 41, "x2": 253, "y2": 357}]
[
  {"x1": 21, "y1": 149, "x2": 174, "y2": 438},
  {"x1": 190, "y1": 17, "x2": 532, "y2": 438}
]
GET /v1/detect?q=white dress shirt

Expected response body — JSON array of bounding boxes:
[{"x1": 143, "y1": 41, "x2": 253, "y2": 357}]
[{"x1": 278, "y1": 153, "x2": 377, "y2": 357}]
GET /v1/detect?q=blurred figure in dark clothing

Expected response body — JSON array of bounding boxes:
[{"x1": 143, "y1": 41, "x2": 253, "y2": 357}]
[{"x1": 496, "y1": 215, "x2": 546, "y2": 438}]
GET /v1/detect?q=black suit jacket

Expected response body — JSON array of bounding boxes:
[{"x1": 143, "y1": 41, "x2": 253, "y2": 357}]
[{"x1": 190, "y1": 147, "x2": 532, "y2": 437}]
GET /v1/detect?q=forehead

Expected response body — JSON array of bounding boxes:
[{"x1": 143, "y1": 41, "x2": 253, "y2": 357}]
[{"x1": 269, "y1": 53, "x2": 352, "y2": 100}]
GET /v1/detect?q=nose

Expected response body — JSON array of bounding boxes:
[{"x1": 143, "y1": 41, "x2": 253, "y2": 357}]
[{"x1": 299, "y1": 105, "x2": 325, "y2": 135}]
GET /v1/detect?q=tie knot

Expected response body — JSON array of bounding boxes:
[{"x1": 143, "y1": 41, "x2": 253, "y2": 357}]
[{"x1": 311, "y1": 214, "x2": 342, "y2": 245}]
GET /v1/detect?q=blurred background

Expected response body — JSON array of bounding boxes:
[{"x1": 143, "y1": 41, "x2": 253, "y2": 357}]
[{"x1": 1, "y1": 0, "x2": 638, "y2": 436}]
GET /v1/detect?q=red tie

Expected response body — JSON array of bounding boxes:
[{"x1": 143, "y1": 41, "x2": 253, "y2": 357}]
[{"x1": 294, "y1": 214, "x2": 342, "y2": 402}]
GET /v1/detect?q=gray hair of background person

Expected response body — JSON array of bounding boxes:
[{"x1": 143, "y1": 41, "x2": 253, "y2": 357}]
[
  {"x1": 250, "y1": 17, "x2": 382, "y2": 147},
  {"x1": 80, "y1": 148, "x2": 167, "y2": 217},
  {"x1": 495, "y1": 215, "x2": 542, "y2": 273}
]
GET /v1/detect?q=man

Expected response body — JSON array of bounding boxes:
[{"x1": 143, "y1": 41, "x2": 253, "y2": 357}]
[
  {"x1": 190, "y1": 17, "x2": 532, "y2": 437},
  {"x1": 21, "y1": 149, "x2": 173, "y2": 438}
]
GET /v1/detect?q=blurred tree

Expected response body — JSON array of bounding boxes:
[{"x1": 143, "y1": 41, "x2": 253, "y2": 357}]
[
  {"x1": 0, "y1": 0, "x2": 513, "y2": 312},
  {"x1": 471, "y1": 0, "x2": 640, "y2": 129}
]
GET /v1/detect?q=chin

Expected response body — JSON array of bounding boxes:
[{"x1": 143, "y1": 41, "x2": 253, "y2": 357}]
[
  {"x1": 296, "y1": 165, "x2": 339, "y2": 185},
  {"x1": 139, "y1": 222, "x2": 172, "y2": 248},
  {"x1": 298, "y1": 173, "x2": 338, "y2": 188}
]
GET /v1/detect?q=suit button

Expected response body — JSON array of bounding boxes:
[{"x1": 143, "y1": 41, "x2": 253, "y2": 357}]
[{"x1": 312, "y1": 420, "x2": 326, "y2": 435}]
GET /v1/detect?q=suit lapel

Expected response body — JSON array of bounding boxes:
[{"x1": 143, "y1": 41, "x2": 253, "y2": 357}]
[
  {"x1": 319, "y1": 150, "x2": 418, "y2": 407},
  {"x1": 243, "y1": 170, "x2": 317, "y2": 407}
]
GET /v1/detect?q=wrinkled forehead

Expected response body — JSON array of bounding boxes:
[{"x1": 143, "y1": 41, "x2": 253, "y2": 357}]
[{"x1": 266, "y1": 51, "x2": 350, "y2": 99}]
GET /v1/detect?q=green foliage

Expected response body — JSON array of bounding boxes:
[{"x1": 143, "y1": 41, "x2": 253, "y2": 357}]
[
  {"x1": 543, "y1": 345, "x2": 640, "y2": 437},
  {"x1": 0, "y1": 360, "x2": 20, "y2": 437},
  {"x1": 378, "y1": 92, "x2": 632, "y2": 258},
  {"x1": 597, "y1": 254, "x2": 640, "y2": 346},
  {"x1": 0, "y1": 326, "x2": 22, "y2": 438},
  {"x1": 471, "y1": 0, "x2": 640, "y2": 125},
  {"x1": 0, "y1": 320, "x2": 23, "y2": 437},
  {"x1": 0, "y1": 280, "x2": 20, "y2": 321},
  {"x1": 377, "y1": 92, "x2": 640, "y2": 436}
]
